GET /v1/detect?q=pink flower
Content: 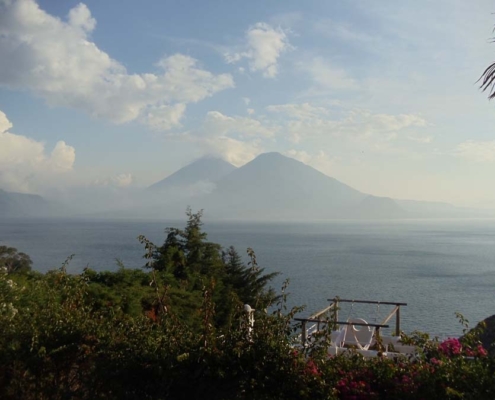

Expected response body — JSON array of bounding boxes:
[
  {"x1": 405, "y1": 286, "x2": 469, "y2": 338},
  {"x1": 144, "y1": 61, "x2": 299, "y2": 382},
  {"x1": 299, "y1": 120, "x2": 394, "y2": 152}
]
[
  {"x1": 439, "y1": 338, "x2": 462, "y2": 356},
  {"x1": 337, "y1": 379, "x2": 347, "y2": 388},
  {"x1": 477, "y1": 344, "x2": 488, "y2": 357},
  {"x1": 305, "y1": 359, "x2": 320, "y2": 376}
]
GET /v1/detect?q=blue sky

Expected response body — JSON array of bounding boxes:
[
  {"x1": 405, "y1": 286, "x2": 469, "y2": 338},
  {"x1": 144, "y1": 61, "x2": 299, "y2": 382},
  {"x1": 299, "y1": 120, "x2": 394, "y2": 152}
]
[{"x1": 1, "y1": 0, "x2": 495, "y2": 207}]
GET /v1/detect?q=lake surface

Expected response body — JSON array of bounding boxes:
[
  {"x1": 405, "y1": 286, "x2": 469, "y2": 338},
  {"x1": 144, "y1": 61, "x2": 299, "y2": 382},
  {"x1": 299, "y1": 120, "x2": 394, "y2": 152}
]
[{"x1": 2, "y1": 217, "x2": 495, "y2": 337}]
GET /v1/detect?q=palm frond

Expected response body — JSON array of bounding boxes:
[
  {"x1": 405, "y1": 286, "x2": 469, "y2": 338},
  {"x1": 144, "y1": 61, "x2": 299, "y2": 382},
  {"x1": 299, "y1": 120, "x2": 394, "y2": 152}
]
[{"x1": 478, "y1": 61, "x2": 495, "y2": 99}]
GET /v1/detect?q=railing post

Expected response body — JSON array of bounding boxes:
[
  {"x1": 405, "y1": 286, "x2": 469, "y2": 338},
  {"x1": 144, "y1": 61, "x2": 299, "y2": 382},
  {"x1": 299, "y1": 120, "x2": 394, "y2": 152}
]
[
  {"x1": 333, "y1": 298, "x2": 339, "y2": 329},
  {"x1": 395, "y1": 306, "x2": 401, "y2": 336},
  {"x1": 302, "y1": 321, "x2": 307, "y2": 347},
  {"x1": 244, "y1": 304, "x2": 255, "y2": 340}
]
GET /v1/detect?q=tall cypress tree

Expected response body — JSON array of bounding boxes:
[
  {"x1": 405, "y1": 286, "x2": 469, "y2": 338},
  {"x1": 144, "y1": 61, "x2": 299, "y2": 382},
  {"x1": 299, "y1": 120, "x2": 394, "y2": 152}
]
[{"x1": 146, "y1": 209, "x2": 279, "y2": 328}]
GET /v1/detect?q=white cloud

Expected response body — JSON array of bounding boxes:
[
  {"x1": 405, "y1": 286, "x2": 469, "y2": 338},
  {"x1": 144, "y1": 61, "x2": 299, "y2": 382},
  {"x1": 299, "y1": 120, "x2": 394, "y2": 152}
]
[
  {"x1": 407, "y1": 135, "x2": 433, "y2": 144},
  {"x1": 113, "y1": 174, "x2": 133, "y2": 188},
  {"x1": 0, "y1": 0, "x2": 234, "y2": 130},
  {"x1": 368, "y1": 113, "x2": 427, "y2": 132},
  {"x1": 48, "y1": 141, "x2": 76, "y2": 172},
  {"x1": 67, "y1": 3, "x2": 96, "y2": 33},
  {"x1": 200, "y1": 136, "x2": 262, "y2": 167},
  {"x1": 203, "y1": 111, "x2": 276, "y2": 138},
  {"x1": 267, "y1": 103, "x2": 427, "y2": 144},
  {"x1": 285, "y1": 149, "x2": 316, "y2": 164},
  {"x1": 0, "y1": 110, "x2": 13, "y2": 133},
  {"x1": 143, "y1": 104, "x2": 186, "y2": 131},
  {"x1": 175, "y1": 104, "x2": 420, "y2": 168},
  {"x1": 153, "y1": 54, "x2": 234, "y2": 103},
  {"x1": 454, "y1": 140, "x2": 495, "y2": 163},
  {"x1": 180, "y1": 111, "x2": 275, "y2": 166},
  {"x1": 225, "y1": 22, "x2": 291, "y2": 78},
  {"x1": 0, "y1": 110, "x2": 75, "y2": 193},
  {"x1": 93, "y1": 173, "x2": 133, "y2": 188},
  {"x1": 301, "y1": 57, "x2": 358, "y2": 90},
  {"x1": 247, "y1": 108, "x2": 255, "y2": 115},
  {"x1": 266, "y1": 103, "x2": 329, "y2": 120},
  {"x1": 284, "y1": 149, "x2": 335, "y2": 175}
]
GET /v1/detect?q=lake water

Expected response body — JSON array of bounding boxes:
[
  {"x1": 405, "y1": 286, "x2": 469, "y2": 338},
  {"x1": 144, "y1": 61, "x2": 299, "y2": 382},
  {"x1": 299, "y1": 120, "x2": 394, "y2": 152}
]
[{"x1": 1, "y1": 217, "x2": 495, "y2": 338}]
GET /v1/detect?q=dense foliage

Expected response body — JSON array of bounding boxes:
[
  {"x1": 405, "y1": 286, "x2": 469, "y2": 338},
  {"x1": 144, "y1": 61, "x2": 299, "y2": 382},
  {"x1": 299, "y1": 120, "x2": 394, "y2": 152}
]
[
  {"x1": 137, "y1": 209, "x2": 279, "y2": 328},
  {"x1": 0, "y1": 245, "x2": 32, "y2": 274},
  {"x1": 1, "y1": 212, "x2": 494, "y2": 399}
]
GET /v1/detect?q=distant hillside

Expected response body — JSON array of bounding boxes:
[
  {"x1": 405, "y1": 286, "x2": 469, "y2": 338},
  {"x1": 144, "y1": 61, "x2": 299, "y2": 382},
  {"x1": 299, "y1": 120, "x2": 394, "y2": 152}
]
[
  {"x1": 396, "y1": 199, "x2": 456, "y2": 217},
  {"x1": 148, "y1": 157, "x2": 237, "y2": 191},
  {"x1": 353, "y1": 195, "x2": 407, "y2": 219},
  {"x1": 396, "y1": 199, "x2": 495, "y2": 218},
  {"x1": 0, "y1": 189, "x2": 53, "y2": 218},
  {"x1": 81, "y1": 152, "x2": 489, "y2": 221},
  {"x1": 146, "y1": 152, "x2": 419, "y2": 220},
  {"x1": 202, "y1": 152, "x2": 369, "y2": 220}
]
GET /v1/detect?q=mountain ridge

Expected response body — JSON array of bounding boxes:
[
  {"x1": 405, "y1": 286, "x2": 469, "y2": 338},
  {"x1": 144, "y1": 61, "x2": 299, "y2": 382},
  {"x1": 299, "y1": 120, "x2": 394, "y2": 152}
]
[
  {"x1": 148, "y1": 157, "x2": 237, "y2": 191},
  {"x1": 142, "y1": 152, "x2": 468, "y2": 220},
  {"x1": 198, "y1": 152, "x2": 392, "y2": 219},
  {"x1": 2, "y1": 152, "x2": 485, "y2": 220},
  {"x1": 0, "y1": 189, "x2": 53, "y2": 218}
]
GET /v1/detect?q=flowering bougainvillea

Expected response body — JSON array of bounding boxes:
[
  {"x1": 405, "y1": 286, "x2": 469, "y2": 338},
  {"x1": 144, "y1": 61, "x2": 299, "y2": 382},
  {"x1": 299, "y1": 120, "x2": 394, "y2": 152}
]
[{"x1": 439, "y1": 337, "x2": 463, "y2": 356}]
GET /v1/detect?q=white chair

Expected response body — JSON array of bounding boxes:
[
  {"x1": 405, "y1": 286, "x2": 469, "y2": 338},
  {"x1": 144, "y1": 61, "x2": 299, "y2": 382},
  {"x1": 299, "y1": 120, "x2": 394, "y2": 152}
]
[
  {"x1": 331, "y1": 326, "x2": 347, "y2": 347},
  {"x1": 328, "y1": 326, "x2": 347, "y2": 356},
  {"x1": 344, "y1": 318, "x2": 375, "y2": 350}
]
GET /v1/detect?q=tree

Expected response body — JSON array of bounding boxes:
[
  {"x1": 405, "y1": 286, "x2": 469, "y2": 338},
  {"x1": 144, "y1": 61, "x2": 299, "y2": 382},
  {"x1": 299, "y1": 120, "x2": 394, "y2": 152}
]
[
  {"x1": 0, "y1": 246, "x2": 32, "y2": 274},
  {"x1": 152, "y1": 208, "x2": 223, "y2": 284},
  {"x1": 223, "y1": 246, "x2": 279, "y2": 309},
  {"x1": 144, "y1": 209, "x2": 279, "y2": 328}
]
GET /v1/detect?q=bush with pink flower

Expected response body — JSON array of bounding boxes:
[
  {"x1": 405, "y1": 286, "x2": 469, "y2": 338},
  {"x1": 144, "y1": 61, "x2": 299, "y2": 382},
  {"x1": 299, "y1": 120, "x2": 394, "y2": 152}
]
[{"x1": 439, "y1": 337, "x2": 463, "y2": 356}]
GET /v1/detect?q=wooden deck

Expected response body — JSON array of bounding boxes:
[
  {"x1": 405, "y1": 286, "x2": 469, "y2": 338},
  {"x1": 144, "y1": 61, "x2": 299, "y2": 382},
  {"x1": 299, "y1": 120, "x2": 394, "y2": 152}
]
[{"x1": 294, "y1": 297, "x2": 407, "y2": 347}]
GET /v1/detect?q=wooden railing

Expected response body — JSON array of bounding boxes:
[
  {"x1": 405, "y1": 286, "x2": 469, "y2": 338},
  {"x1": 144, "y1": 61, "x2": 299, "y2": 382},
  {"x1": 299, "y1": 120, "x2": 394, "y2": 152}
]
[
  {"x1": 330, "y1": 298, "x2": 407, "y2": 337},
  {"x1": 294, "y1": 303, "x2": 338, "y2": 346},
  {"x1": 294, "y1": 297, "x2": 407, "y2": 347}
]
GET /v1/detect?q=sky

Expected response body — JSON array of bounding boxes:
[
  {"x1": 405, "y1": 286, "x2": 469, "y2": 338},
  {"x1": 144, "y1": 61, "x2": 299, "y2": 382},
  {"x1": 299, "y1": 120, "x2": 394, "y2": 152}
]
[{"x1": 1, "y1": 0, "x2": 495, "y2": 208}]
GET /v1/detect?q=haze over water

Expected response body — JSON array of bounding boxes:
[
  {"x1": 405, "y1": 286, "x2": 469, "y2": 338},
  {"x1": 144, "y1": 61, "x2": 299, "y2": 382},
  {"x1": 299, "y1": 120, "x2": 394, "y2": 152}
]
[{"x1": 2, "y1": 217, "x2": 494, "y2": 338}]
